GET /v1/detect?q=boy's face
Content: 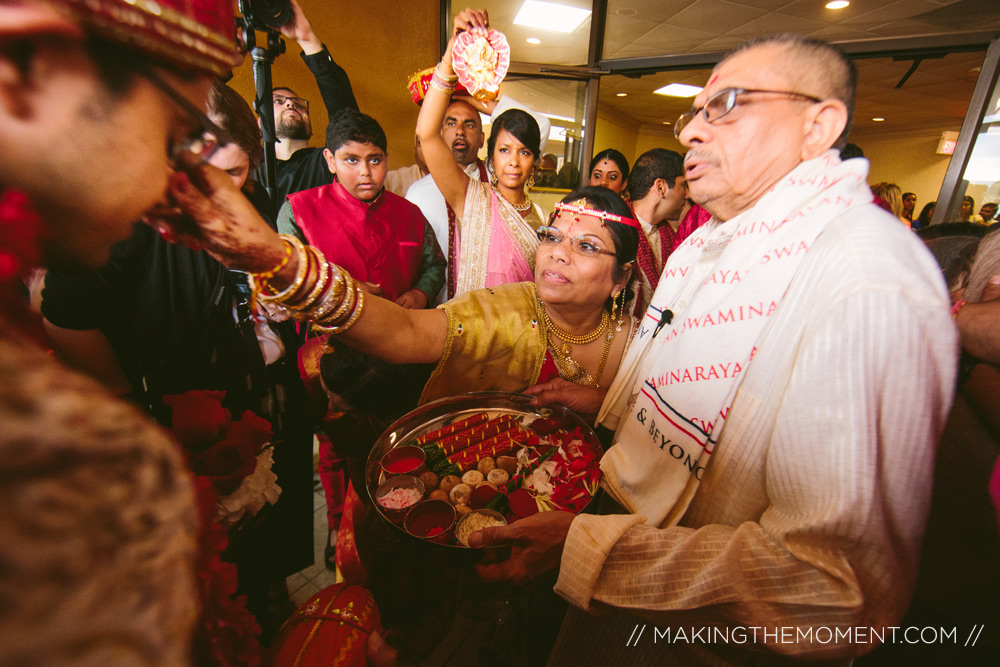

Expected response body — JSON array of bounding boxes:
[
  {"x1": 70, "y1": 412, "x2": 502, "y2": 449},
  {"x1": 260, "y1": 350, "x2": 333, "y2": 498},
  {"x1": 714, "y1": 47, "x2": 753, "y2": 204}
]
[{"x1": 323, "y1": 141, "x2": 388, "y2": 202}]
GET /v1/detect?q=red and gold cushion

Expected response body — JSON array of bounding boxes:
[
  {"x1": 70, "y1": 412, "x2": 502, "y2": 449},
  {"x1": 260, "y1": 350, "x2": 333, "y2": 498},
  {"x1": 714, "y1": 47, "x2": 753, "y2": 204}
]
[
  {"x1": 406, "y1": 66, "x2": 471, "y2": 105},
  {"x1": 42, "y1": 0, "x2": 239, "y2": 76},
  {"x1": 266, "y1": 583, "x2": 382, "y2": 667}
]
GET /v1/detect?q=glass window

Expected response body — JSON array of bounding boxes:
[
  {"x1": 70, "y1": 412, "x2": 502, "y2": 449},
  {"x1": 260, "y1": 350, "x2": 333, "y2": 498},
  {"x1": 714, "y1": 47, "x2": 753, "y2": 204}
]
[{"x1": 455, "y1": 1, "x2": 593, "y2": 66}]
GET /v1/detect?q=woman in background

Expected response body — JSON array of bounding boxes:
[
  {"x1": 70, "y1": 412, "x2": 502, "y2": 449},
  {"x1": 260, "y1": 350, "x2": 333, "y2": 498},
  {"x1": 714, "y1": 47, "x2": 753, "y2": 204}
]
[
  {"x1": 589, "y1": 148, "x2": 630, "y2": 200},
  {"x1": 415, "y1": 9, "x2": 542, "y2": 297}
]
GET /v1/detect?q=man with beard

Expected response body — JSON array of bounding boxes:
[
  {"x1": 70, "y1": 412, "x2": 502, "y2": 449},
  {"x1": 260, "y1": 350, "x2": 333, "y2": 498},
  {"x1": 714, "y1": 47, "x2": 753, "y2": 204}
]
[
  {"x1": 267, "y1": 0, "x2": 359, "y2": 205},
  {"x1": 405, "y1": 98, "x2": 487, "y2": 304}
]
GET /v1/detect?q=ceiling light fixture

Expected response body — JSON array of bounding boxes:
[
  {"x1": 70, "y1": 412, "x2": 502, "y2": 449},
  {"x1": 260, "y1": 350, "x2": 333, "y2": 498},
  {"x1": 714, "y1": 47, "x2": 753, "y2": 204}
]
[
  {"x1": 526, "y1": 37, "x2": 541, "y2": 44},
  {"x1": 654, "y1": 83, "x2": 703, "y2": 97},
  {"x1": 616, "y1": 93, "x2": 627, "y2": 97},
  {"x1": 513, "y1": 1, "x2": 592, "y2": 33},
  {"x1": 826, "y1": 1, "x2": 850, "y2": 9},
  {"x1": 872, "y1": 117, "x2": 885, "y2": 122}
]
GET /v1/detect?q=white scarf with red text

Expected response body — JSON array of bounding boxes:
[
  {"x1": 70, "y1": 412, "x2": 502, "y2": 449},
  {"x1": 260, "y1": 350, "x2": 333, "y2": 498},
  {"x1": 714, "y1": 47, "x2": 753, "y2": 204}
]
[{"x1": 597, "y1": 150, "x2": 873, "y2": 527}]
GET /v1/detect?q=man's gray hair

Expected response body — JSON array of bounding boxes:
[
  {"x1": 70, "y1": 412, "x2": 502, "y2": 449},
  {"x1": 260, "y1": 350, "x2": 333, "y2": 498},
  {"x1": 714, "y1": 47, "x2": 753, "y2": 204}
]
[{"x1": 721, "y1": 34, "x2": 857, "y2": 149}]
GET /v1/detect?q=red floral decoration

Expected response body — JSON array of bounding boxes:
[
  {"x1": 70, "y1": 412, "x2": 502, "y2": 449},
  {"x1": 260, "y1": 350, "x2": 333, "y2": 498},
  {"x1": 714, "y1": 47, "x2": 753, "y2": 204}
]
[{"x1": 164, "y1": 389, "x2": 274, "y2": 667}]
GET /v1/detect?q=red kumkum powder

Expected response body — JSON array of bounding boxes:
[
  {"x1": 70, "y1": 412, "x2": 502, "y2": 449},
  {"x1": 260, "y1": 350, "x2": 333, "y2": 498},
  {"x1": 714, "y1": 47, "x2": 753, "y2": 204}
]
[{"x1": 385, "y1": 456, "x2": 422, "y2": 473}]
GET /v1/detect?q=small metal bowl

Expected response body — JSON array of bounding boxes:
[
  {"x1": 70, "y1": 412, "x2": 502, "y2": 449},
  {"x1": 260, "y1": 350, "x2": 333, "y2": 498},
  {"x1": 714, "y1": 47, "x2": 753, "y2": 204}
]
[
  {"x1": 454, "y1": 508, "x2": 507, "y2": 548},
  {"x1": 380, "y1": 445, "x2": 427, "y2": 478},
  {"x1": 403, "y1": 499, "x2": 457, "y2": 544},
  {"x1": 374, "y1": 475, "x2": 425, "y2": 523}
]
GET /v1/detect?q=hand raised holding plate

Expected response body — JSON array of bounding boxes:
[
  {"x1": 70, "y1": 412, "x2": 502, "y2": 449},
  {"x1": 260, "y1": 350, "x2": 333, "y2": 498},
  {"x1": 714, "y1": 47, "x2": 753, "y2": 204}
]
[{"x1": 453, "y1": 7, "x2": 489, "y2": 39}]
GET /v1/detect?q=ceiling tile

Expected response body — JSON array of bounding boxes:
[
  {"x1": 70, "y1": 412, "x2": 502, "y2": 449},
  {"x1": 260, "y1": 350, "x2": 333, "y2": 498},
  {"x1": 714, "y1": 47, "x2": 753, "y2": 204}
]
[
  {"x1": 668, "y1": 0, "x2": 769, "y2": 34},
  {"x1": 631, "y1": 22, "x2": 721, "y2": 50},
  {"x1": 804, "y1": 24, "x2": 877, "y2": 41},
  {"x1": 607, "y1": 0, "x2": 694, "y2": 24},
  {"x1": 693, "y1": 35, "x2": 749, "y2": 53},
  {"x1": 724, "y1": 12, "x2": 830, "y2": 39},
  {"x1": 603, "y1": 15, "x2": 663, "y2": 45}
]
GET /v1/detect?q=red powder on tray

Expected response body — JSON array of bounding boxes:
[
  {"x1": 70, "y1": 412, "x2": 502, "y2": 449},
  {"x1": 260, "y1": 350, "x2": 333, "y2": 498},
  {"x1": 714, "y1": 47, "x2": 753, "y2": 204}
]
[
  {"x1": 408, "y1": 512, "x2": 449, "y2": 537},
  {"x1": 385, "y1": 456, "x2": 422, "y2": 473}
]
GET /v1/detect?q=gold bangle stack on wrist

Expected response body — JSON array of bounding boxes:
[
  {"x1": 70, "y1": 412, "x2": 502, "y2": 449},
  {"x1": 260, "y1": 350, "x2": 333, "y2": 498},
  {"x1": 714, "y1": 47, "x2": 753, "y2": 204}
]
[{"x1": 251, "y1": 234, "x2": 366, "y2": 335}]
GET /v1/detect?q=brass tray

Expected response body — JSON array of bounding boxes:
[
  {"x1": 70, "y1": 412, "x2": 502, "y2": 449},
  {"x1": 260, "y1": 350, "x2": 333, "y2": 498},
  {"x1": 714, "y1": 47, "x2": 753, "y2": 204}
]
[{"x1": 365, "y1": 392, "x2": 600, "y2": 550}]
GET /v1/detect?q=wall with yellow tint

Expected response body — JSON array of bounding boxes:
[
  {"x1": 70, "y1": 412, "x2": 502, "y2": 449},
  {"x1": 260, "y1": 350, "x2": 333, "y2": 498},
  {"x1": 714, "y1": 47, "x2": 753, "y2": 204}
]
[
  {"x1": 228, "y1": 0, "x2": 440, "y2": 171},
  {"x1": 854, "y1": 131, "x2": 955, "y2": 213},
  {"x1": 593, "y1": 113, "x2": 638, "y2": 170},
  {"x1": 592, "y1": 112, "x2": 688, "y2": 176},
  {"x1": 634, "y1": 130, "x2": 686, "y2": 162}
]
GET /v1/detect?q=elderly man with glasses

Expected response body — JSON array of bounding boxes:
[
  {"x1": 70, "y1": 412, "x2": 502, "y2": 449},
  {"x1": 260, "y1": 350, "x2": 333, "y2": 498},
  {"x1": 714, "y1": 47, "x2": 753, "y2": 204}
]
[{"x1": 467, "y1": 34, "x2": 959, "y2": 665}]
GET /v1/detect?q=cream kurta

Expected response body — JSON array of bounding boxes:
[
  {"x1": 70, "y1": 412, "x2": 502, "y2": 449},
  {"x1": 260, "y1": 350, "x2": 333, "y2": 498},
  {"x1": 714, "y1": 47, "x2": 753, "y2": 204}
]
[{"x1": 549, "y1": 204, "x2": 958, "y2": 665}]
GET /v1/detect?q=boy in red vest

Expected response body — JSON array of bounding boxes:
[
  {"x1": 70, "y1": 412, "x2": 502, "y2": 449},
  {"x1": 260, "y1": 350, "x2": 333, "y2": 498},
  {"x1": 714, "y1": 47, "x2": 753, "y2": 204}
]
[
  {"x1": 278, "y1": 109, "x2": 445, "y2": 308},
  {"x1": 277, "y1": 109, "x2": 444, "y2": 568}
]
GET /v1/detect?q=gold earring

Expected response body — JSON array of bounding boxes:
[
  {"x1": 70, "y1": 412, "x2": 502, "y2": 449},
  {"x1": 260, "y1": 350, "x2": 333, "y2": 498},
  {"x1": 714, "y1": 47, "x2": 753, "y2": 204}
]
[
  {"x1": 614, "y1": 290, "x2": 625, "y2": 332},
  {"x1": 527, "y1": 168, "x2": 535, "y2": 189},
  {"x1": 611, "y1": 290, "x2": 619, "y2": 325}
]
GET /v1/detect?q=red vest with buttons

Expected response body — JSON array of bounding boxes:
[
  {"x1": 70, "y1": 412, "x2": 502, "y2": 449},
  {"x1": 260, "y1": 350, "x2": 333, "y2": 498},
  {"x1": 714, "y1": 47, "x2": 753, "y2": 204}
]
[{"x1": 288, "y1": 179, "x2": 425, "y2": 301}]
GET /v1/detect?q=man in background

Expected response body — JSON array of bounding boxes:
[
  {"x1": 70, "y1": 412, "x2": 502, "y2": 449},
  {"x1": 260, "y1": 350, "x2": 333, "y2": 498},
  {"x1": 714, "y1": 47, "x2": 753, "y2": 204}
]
[
  {"x1": 406, "y1": 98, "x2": 487, "y2": 303},
  {"x1": 626, "y1": 148, "x2": 686, "y2": 316},
  {"x1": 267, "y1": 0, "x2": 359, "y2": 204}
]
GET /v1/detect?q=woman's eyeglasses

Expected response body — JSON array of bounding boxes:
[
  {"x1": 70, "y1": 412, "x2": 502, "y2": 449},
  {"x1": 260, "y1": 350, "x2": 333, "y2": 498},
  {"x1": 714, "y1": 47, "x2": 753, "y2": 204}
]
[
  {"x1": 537, "y1": 225, "x2": 617, "y2": 258},
  {"x1": 675, "y1": 87, "x2": 822, "y2": 137}
]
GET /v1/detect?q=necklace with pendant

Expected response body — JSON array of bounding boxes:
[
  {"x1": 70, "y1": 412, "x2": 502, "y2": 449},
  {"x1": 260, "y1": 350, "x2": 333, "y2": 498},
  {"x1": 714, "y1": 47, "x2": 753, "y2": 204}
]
[
  {"x1": 537, "y1": 295, "x2": 614, "y2": 387},
  {"x1": 494, "y1": 185, "x2": 533, "y2": 213}
]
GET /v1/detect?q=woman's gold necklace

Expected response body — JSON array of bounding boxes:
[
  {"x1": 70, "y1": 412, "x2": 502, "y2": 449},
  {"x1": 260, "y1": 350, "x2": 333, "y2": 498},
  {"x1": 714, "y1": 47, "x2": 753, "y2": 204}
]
[
  {"x1": 538, "y1": 297, "x2": 614, "y2": 387},
  {"x1": 494, "y1": 185, "x2": 533, "y2": 213}
]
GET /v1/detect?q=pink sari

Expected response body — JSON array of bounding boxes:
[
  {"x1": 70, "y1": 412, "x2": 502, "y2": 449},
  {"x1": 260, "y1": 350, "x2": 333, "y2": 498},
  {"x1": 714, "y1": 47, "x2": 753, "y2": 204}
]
[{"x1": 454, "y1": 179, "x2": 540, "y2": 296}]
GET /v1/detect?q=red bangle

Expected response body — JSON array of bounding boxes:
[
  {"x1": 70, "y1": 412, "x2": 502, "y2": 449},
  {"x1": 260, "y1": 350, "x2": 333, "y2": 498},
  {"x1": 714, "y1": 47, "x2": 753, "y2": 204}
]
[{"x1": 951, "y1": 299, "x2": 968, "y2": 319}]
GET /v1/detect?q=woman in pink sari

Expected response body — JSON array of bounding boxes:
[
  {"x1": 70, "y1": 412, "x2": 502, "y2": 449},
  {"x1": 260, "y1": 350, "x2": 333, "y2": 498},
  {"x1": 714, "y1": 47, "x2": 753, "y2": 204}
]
[{"x1": 416, "y1": 8, "x2": 541, "y2": 298}]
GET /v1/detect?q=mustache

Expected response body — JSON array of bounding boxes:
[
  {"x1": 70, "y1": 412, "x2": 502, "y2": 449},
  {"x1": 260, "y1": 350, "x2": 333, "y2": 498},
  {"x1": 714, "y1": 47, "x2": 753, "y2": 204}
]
[{"x1": 683, "y1": 148, "x2": 716, "y2": 167}]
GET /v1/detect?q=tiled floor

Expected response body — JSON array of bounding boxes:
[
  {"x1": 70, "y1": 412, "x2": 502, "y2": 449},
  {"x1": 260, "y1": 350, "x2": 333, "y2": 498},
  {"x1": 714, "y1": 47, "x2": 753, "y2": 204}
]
[{"x1": 285, "y1": 468, "x2": 340, "y2": 608}]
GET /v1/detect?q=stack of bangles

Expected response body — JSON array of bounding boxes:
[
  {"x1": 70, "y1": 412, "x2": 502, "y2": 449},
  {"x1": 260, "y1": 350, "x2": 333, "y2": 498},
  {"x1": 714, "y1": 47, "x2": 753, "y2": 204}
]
[
  {"x1": 250, "y1": 234, "x2": 364, "y2": 334},
  {"x1": 429, "y1": 63, "x2": 457, "y2": 94}
]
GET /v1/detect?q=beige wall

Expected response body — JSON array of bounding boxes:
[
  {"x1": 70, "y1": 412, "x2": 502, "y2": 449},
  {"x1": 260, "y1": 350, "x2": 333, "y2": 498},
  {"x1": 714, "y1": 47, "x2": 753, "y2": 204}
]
[
  {"x1": 634, "y1": 129, "x2": 685, "y2": 160},
  {"x1": 228, "y1": 0, "x2": 440, "y2": 171},
  {"x1": 593, "y1": 114, "x2": 686, "y2": 177},
  {"x1": 593, "y1": 113, "x2": 638, "y2": 167},
  {"x1": 854, "y1": 132, "x2": 955, "y2": 211}
]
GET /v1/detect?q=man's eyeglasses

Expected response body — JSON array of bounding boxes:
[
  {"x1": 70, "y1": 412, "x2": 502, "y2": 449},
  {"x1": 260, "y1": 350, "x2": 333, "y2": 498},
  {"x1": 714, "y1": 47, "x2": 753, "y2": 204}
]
[
  {"x1": 674, "y1": 87, "x2": 822, "y2": 138},
  {"x1": 273, "y1": 94, "x2": 309, "y2": 111},
  {"x1": 133, "y1": 61, "x2": 232, "y2": 167},
  {"x1": 537, "y1": 225, "x2": 617, "y2": 258}
]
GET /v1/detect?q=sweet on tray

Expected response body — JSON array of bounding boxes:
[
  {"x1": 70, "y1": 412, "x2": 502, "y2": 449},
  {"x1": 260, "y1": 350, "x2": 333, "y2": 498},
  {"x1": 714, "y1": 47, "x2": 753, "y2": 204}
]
[{"x1": 370, "y1": 403, "x2": 602, "y2": 548}]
